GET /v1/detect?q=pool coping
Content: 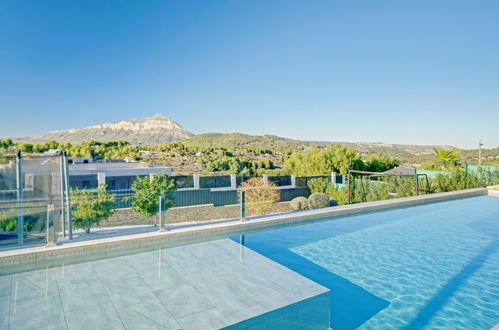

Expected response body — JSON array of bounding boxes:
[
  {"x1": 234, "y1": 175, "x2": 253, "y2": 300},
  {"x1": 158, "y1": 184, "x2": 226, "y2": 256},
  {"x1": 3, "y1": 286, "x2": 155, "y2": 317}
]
[{"x1": 0, "y1": 188, "x2": 492, "y2": 265}]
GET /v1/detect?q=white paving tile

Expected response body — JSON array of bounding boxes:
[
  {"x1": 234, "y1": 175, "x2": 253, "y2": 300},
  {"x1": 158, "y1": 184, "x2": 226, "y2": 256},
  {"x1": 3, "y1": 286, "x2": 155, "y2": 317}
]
[{"x1": 4, "y1": 238, "x2": 328, "y2": 329}]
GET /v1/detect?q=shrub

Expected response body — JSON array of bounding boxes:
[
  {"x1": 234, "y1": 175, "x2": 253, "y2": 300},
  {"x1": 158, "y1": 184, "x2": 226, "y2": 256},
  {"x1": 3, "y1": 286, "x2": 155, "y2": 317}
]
[
  {"x1": 307, "y1": 178, "x2": 348, "y2": 205},
  {"x1": 290, "y1": 196, "x2": 309, "y2": 211},
  {"x1": 71, "y1": 186, "x2": 116, "y2": 233},
  {"x1": 240, "y1": 177, "x2": 280, "y2": 216},
  {"x1": 125, "y1": 174, "x2": 176, "y2": 224},
  {"x1": 308, "y1": 192, "x2": 330, "y2": 209},
  {"x1": 0, "y1": 208, "x2": 38, "y2": 232}
]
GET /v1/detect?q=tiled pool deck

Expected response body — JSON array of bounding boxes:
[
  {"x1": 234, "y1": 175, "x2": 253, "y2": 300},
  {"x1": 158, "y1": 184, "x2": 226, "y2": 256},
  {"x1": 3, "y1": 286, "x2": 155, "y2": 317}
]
[{"x1": 0, "y1": 239, "x2": 328, "y2": 329}]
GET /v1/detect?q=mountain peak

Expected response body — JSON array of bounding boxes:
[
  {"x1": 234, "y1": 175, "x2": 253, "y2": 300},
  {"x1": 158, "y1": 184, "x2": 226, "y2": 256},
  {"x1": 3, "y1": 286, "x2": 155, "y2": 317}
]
[{"x1": 24, "y1": 115, "x2": 194, "y2": 145}]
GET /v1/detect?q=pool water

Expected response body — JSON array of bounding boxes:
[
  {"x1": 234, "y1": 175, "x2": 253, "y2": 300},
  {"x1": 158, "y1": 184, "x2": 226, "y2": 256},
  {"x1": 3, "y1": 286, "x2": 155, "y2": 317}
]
[
  {"x1": 231, "y1": 195, "x2": 499, "y2": 329},
  {"x1": 1, "y1": 195, "x2": 498, "y2": 329}
]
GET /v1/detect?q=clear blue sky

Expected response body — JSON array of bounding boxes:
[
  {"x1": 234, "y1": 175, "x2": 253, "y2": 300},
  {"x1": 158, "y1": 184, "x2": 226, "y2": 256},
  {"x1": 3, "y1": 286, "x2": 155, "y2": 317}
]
[{"x1": 1, "y1": 0, "x2": 498, "y2": 149}]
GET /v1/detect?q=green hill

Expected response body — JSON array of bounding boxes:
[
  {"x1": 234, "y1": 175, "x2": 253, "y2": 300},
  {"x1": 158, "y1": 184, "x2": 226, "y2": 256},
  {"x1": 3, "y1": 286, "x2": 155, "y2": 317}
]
[{"x1": 180, "y1": 133, "x2": 317, "y2": 152}]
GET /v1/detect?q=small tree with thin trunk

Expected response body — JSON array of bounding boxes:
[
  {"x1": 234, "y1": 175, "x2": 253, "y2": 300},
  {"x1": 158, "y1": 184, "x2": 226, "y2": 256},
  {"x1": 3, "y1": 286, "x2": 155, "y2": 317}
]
[
  {"x1": 125, "y1": 174, "x2": 176, "y2": 225},
  {"x1": 240, "y1": 177, "x2": 280, "y2": 216},
  {"x1": 70, "y1": 185, "x2": 116, "y2": 233}
]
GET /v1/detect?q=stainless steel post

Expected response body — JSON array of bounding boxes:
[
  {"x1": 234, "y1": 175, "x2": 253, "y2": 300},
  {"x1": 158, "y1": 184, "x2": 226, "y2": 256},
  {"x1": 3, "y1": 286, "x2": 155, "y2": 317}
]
[
  {"x1": 59, "y1": 152, "x2": 66, "y2": 238},
  {"x1": 415, "y1": 175, "x2": 419, "y2": 196},
  {"x1": 46, "y1": 204, "x2": 56, "y2": 247},
  {"x1": 240, "y1": 190, "x2": 246, "y2": 220},
  {"x1": 16, "y1": 151, "x2": 24, "y2": 245},
  {"x1": 63, "y1": 152, "x2": 73, "y2": 240}
]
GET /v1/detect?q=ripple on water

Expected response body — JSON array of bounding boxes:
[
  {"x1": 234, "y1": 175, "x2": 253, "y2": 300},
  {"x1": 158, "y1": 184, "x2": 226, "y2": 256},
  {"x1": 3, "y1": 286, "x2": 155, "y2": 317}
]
[{"x1": 291, "y1": 198, "x2": 499, "y2": 329}]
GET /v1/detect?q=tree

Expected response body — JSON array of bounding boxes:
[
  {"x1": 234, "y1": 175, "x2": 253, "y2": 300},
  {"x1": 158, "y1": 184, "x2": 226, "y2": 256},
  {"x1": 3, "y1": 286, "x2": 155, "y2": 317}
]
[
  {"x1": 240, "y1": 177, "x2": 280, "y2": 216},
  {"x1": 70, "y1": 186, "x2": 116, "y2": 233},
  {"x1": 433, "y1": 148, "x2": 461, "y2": 170},
  {"x1": 285, "y1": 144, "x2": 364, "y2": 176},
  {"x1": 364, "y1": 154, "x2": 399, "y2": 172},
  {"x1": 125, "y1": 174, "x2": 176, "y2": 224}
]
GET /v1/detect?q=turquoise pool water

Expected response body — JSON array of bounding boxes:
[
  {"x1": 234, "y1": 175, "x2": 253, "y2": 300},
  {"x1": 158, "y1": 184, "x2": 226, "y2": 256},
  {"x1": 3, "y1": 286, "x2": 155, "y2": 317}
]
[
  {"x1": 230, "y1": 195, "x2": 499, "y2": 329},
  {"x1": 1, "y1": 195, "x2": 498, "y2": 329}
]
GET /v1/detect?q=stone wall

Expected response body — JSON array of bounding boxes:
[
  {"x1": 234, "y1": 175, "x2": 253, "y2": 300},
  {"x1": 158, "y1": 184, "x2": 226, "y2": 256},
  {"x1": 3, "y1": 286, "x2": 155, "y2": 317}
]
[{"x1": 99, "y1": 202, "x2": 292, "y2": 227}]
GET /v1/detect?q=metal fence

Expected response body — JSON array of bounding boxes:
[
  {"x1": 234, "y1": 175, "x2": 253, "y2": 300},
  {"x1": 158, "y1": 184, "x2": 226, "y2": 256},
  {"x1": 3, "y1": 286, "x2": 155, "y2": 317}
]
[
  {"x1": 111, "y1": 185, "x2": 312, "y2": 209},
  {"x1": 295, "y1": 175, "x2": 331, "y2": 187},
  {"x1": 200, "y1": 176, "x2": 232, "y2": 189}
]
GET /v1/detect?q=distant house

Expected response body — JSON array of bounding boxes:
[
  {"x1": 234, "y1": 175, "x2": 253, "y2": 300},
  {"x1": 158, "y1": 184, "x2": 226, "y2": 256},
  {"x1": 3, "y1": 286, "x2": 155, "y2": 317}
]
[
  {"x1": 69, "y1": 162, "x2": 172, "y2": 190},
  {"x1": 67, "y1": 157, "x2": 93, "y2": 164}
]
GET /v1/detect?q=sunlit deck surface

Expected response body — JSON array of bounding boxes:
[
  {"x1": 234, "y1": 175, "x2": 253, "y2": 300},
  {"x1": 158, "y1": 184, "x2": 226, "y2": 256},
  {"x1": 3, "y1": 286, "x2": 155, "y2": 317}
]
[{"x1": 0, "y1": 239, "x2": 328, "y2": 329}]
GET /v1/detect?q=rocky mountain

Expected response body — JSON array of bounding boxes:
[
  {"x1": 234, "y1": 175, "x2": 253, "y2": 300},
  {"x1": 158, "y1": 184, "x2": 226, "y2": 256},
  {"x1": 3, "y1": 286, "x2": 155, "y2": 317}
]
[
  {"x1": 22, "y1": 114, "x2": 193, "y2": 145},
  {"x1": 14, "y1": 115, "x2": 458, "y2": 155}
]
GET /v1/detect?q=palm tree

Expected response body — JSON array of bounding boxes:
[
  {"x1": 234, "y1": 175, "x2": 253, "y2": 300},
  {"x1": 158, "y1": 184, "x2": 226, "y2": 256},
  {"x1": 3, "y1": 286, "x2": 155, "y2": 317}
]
[{"x1": 433, "y1": 148, "x2": 460, "y2": 170}]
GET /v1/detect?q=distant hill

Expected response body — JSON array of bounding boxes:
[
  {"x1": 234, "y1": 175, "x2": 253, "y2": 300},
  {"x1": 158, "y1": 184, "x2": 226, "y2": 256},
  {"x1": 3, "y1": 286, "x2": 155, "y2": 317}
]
[
  {"x1": 19, "y1": 114, "x2": 193, "y2": 145},
  {"x1": 180, "y1": 133, "x2": 314, "y2": 151},
  {"x1": 180, "y1": 133, "x2": 455, "y2": 155},
  {"x1": 12, "y1": 115, "x2": 460, "y2": 156},
  {"x1": 350, "y1": 142, "x2": 456, "y2": 155}
]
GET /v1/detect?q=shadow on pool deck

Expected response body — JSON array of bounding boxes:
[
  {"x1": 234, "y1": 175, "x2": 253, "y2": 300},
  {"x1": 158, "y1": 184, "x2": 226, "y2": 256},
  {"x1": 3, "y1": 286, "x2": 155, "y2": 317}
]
[{"x1": 223, "y1": 291, "x2": 331, "y2": 330}]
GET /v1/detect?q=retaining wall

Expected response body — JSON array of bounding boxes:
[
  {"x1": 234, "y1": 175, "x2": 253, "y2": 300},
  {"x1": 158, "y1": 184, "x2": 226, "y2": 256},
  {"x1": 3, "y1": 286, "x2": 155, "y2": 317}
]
[{"x1": 100, "y1": 202, "x2": 292, "y2": 226}]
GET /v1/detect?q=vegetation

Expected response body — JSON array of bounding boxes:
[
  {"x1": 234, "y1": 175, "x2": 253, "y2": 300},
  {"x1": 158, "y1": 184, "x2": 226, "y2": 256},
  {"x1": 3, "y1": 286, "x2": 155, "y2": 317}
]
[
  {"x1": 0, "y1": 208, "x2": 36, "y2": 232},
  {"x1": 240, "y1": 177, "x2": 280, "y2": 216},
  {"x1": 308, "y1": 167, "x2": 499, "y2": 205},
  {"x1": 290, "y1": 196, "x2": 309, "y2": 211},
  {"x1": 285, "y1": 144, "x2": 365, "y2": 176},
  {"x1": 2, "y1": 135, "x2": 498, "y2": 178},
  {"x1": 307, "y1": 192, "x2": 330, "y2": 209},
  {"x1": 70, "y1": 186, "x2": 116, "y2": 233},
  {"x1": 125, "y1": 174, "x2": 176, "y2": 224},
  {"x1": 431, "y1": 148, "x2": 461, "y2": 170}
]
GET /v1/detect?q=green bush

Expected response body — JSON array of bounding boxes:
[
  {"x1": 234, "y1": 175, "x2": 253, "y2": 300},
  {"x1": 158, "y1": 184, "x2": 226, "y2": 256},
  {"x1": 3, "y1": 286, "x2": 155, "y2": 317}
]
[
  {"x1": 308, "y1": 192, "x2": 330, "y2": 209},
  {"x1": 307, "y1": 178, "x2": 348, "y2": 205},
  {"x1": 125, "y1": 174, "x2": 176, "y2": 224},
  {"x1": 71, "y1": 186, "x2": 116, "y2": 233},
  {"x1": 0, "y1": 208, "x2": 36, "y2": 232},
  {"x1": 290, "y1": 196, "x2": 309, "y2": 211},
  {"x1": 329, "y1": 199, "x2": 338, "y2": 207}
]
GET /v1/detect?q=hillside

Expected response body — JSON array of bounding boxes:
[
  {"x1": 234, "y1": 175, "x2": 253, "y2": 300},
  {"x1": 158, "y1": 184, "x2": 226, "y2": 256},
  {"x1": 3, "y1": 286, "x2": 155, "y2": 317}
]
[
  {"x1": 180, "y1": 133, "x2": 455, "y2": 156},
  {"x1": 20, "y1": 114, "x2": 193, "y2": 145},
  {"x1": 180, "y1": 133, "x2": 314, "y2": 152},
  {"x1": 8, "y1": 114, "x2": 472, "y2": 160}
]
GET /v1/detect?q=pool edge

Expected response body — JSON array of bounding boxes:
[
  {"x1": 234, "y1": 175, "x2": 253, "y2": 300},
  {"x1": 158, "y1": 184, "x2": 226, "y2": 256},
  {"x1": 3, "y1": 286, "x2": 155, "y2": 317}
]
[{"x1": 0, "y1": 188, "x2": 491, "y2": 265}]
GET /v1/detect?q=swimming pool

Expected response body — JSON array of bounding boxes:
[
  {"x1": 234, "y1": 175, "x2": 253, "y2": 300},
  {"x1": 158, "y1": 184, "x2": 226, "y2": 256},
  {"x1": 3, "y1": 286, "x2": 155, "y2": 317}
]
[{"x1": 1, "y1": 195, "x2": 498, "y2": 329}]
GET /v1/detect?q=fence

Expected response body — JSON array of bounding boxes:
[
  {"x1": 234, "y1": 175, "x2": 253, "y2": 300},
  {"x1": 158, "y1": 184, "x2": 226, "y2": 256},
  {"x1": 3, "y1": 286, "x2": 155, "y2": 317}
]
[
  {"x1": 1, "y1": 155, "x2": 342, "y2": 249},
  {"x1": 66, "y1": 172, "x2": 343, "y2": 192},
  {"x1": 0, "y1": 152, "x2": 69, "y2": 249},
  {"x1": 415, "y1": 165, "x2": 499, "y2": 179},
  {"x1": 112, "y1": 186, "x2": 312, "y2": 209}
]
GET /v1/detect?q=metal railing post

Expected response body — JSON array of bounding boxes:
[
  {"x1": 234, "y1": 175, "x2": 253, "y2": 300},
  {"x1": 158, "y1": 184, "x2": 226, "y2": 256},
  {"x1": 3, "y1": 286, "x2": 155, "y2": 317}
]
[
  {"x1": 347, "y1": 171, "x2": 351, "y2": 205},
  {"x1": 240, "y1": 190, "x2": 246, "y2": 220},
  {"x1": 16, "y1": 151, "x2": 24, "y2": 245},
  {"x1": 46, "y1": 204, "x2": 56, "y2": 247},
  {"x1": 158, "y1": 195, "x2": 166, "y2": 232},
  {"x1": 416, "y1": 175, "x2": 419, "y2": 196},
  {"x1": 59, "y1": 151, "x2": 66, "y2": 238},
  {"x1": 63, "y1": 152, "x2": 73, "y2": 240}
]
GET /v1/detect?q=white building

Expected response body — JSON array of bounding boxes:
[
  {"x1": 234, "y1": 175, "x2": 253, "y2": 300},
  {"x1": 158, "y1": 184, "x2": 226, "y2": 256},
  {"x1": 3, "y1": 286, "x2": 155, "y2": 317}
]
[{"x1": 69, "y1": 162, "x2": 172, "y2": 190}]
